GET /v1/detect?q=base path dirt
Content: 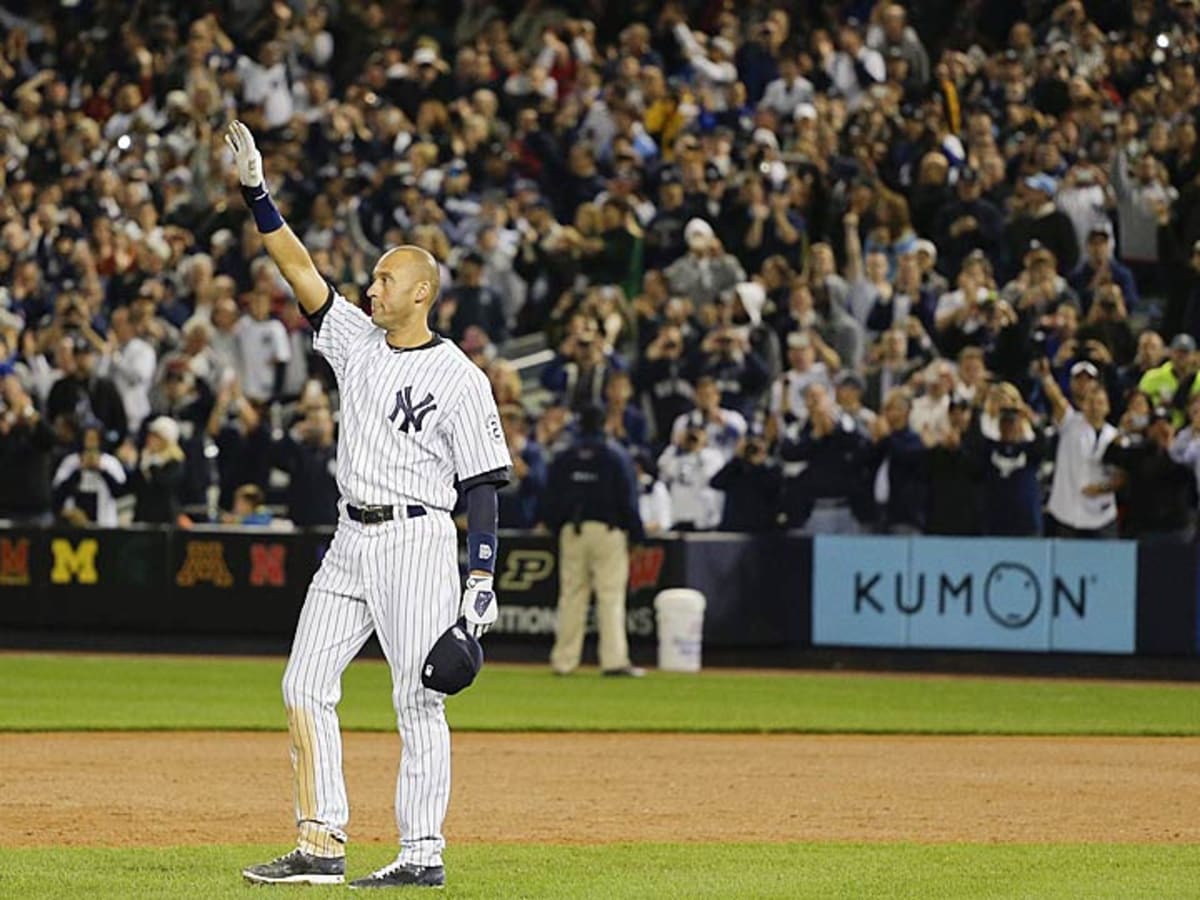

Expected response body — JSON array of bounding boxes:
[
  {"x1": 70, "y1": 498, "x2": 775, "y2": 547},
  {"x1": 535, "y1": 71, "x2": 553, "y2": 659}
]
[{"x1": 3, "y1": 732, "x2": 1197, "y2": 848}]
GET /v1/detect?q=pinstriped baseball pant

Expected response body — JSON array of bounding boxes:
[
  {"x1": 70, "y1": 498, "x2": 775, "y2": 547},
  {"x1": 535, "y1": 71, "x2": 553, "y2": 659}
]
[{"x1": 281, "y1": 512, "x2": 459, "y2": 866}]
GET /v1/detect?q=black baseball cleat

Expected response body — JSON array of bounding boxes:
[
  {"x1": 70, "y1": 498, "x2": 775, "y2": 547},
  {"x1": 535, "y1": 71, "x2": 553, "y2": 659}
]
[
  {"x1": 241, "y1": 848, "x2": 345, "y2": 885},
  {"x1": 349, "y1": 861, "x2": 446, "y2": 889},
  {"x1": 602, "y1": 666, "x2": 646, "y2": 677}
]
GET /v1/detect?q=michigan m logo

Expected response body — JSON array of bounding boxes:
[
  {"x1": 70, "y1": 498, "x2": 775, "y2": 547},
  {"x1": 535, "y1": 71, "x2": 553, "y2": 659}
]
[
  {"x1": 388, "y1": 386, "x2": 438, "y2": 433},
  {"x1": 50, "y1": 538, "x2": 99, "y2": 584}
]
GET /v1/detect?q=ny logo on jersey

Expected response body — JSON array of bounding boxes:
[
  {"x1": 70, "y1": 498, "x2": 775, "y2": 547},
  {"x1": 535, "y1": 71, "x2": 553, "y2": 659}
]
[{"x1": 388, "y1": 386, "x2": 438, "y2": 433}]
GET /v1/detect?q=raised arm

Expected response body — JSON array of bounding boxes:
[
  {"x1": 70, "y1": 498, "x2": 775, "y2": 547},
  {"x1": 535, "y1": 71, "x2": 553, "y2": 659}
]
[
  {"x1": 1037, "y1": 359, "x2": 1070, "y2": 425},
  {"x1": 225, "y1": 121, "x2": 328, "y2": 314}
]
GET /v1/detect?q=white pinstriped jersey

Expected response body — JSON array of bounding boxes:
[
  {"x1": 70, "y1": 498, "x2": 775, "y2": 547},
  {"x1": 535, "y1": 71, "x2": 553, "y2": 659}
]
[{"x1": 312, "y1": 289, "x2": 511, "y2": 510}]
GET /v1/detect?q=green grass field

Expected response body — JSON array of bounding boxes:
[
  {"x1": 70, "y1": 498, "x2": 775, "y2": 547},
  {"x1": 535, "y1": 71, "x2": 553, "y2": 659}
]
[
  {"x1": 4, "y1": 652, "x2": 1200, "y2": 898},
  {"x1": 2, "y1": 843, "x2": 1198, "y2": 899},
  {"x1": 3, "y1": 652, "x2": 1200, "y2": 734}
]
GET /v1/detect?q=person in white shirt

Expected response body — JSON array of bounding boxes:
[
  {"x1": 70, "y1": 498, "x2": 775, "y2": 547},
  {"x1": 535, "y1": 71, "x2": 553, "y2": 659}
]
[
  {"x1": 237, "y1": 41, "x2": 294, "y2": 129},
  {"x1": 670, "y1": 20, "x2": 738, "y2": 110},
  {"x1": 670, "y1": 376, "x2": 747, "y2": 462},
  {"x1": 52, "y1": 423, "x2": 127, "y2": 527},
  {"x1": 1039, "y1": 360, "x2": 1120, "y2": 538},
  {"x1": 105, "y1": 305, "x2": 157, "y2": 434},
  {"x1": 633, "y1": 450, "x2": 672, "y2": 534},
  {"x1": 910, "y1": 360, "x2": 955, "y2": 445},
  {"x1": 1168, "y1": 394, "x2": 1200, "y2": 508},
  {"x1": 818, "y1": 22, "x2": 884, "y2": 111},
  {"x1": 1056, "y1": 163, "x2": 1114, "y2": 254},
  {"x1": 768, "y1": 331, "x2": 833, "y2": 435},
  {"x1": 656, "y1": 425, "x2": 725, "y2": 530},
  {"x1": 759, "y1": 54, "x2": 814, "y2": 119},
  {"x1": 234, "y1": 291, "x2": 292, "y2": 403}
]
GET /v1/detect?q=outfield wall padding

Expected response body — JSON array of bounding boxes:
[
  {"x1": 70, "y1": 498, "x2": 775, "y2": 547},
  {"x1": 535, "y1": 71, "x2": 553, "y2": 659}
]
[{"x1": 0, "y1": 528, "x2": 1194, "y2": 657}]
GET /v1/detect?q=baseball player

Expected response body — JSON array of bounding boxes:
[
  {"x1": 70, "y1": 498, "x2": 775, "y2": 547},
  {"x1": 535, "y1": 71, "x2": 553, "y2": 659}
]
[{"x1": 227, "y1": 121, "x2": 511, "y2": 889}]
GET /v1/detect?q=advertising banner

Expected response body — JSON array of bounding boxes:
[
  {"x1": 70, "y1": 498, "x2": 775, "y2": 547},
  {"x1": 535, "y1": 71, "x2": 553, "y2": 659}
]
[
  {"x1": 486, "y1": 531, "x2": 676, "y2": 642},
  {"x1": 812, "y1": 536, "x2": 1136, "y2": 654}
]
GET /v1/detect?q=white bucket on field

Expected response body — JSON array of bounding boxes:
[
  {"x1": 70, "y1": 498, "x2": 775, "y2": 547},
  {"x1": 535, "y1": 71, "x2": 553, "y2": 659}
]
[{"x1": 653, "y1": 589, "x2": 706, "y2": 673}]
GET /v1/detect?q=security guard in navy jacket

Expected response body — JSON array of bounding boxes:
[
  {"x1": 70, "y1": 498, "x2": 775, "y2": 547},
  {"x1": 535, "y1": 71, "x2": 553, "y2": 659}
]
[{"x1": 543, "y1": 404, "x2": 645, "y2": 676}]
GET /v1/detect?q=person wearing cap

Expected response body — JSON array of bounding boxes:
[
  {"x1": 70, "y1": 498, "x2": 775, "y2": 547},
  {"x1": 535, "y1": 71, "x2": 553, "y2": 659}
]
[
  {"x1": 1068, "y1": 227, "x2": 1138, "y2": 313},
  {"x1": 1003, "y1": 173, "x2": 1079, "y2": 277},
  {"x1": 913, "y1": 239, "x2": 949, "y2": 298},
  {"x1": 824, "y1": 371, "x2": 867, "y2": 429},
  {"x1": 51, "y1": 421, "x2": 128, "y2": 528},
  {"x1": 930, "y1": 167, "x2": 1004, "y2": 281},
  {"x1": 768, "y1": 330, "x2": 834, "y2": 437},
  {"x1": 117, "y1": 415, "x2": 187, "y2": 525},
  {"x1": 925, "y1": 396, "x2": 982, "y2": 536},
  {"x1": 643, "y1": 170, "x2": 693, "y2": 270},
  {"x1": 670, "y1": 375, "x2": 748, "y2": 462},
  {"x1": 1104, "y1": 405, "x2": 1197, "y2": 540},
  {"x1": 543, "y1": 403, "x2": 645, "y2": 676},
  {"x1": 976, "y1": 396, "x2": 1045, "y2": 537},
  {"x1": 45, "y1": 334, "x2": 128, "y2": 448},
  {"x1": 1138, "y1": 333, "x2": 1200, "y2": 426},
  {"x1": 1037, "y1": 359, "x2": 1120, "y2": 538},
  {"x1": 664, "y1": 218, "x2": 746, "y2": 306}
]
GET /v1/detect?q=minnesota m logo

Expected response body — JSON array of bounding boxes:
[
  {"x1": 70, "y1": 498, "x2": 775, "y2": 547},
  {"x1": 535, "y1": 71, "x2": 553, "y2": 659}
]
[
  {"x1": 388, "y1": 386, "x2": 438, "y2": 433},
  {"x1": 50, "y1": 538, "x2": 99, "y2": 584}
]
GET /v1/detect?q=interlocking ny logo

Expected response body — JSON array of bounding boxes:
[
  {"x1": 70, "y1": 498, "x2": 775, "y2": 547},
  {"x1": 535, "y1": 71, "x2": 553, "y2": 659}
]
[{"x1": 388, "y1": 386, "x2": 438, "y2": 433}]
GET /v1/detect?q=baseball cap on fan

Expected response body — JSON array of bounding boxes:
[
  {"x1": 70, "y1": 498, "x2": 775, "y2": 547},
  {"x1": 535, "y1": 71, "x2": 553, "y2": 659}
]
[
  {"x1": 412, "y1": 46, "x2": 439, "y2": 67},
  {"x1": 684, "y1": 217, "x2": 715, "y2": 250}
]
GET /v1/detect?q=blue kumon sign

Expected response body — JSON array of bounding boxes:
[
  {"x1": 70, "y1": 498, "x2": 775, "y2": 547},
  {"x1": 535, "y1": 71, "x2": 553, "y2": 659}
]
[{"x1": 812, "y1": 536, "x2": 1137, "y2": 654}]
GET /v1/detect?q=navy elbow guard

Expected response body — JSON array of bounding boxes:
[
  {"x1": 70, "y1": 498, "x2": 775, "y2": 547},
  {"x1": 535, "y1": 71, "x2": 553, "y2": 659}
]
[{"x1": 240, "y1": 184, "x2": 285, "y2": 234}]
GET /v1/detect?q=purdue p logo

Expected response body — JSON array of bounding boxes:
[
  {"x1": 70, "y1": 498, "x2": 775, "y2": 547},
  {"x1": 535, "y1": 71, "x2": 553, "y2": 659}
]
[{"x1": 388, "y1": 386, "x2": 438, "y2": 433}]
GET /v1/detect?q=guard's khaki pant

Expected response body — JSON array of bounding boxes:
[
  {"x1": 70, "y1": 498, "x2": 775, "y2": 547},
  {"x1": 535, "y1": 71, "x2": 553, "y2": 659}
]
[{"x1": 549, "y1": 521, "x2": 631, "y2": 673}]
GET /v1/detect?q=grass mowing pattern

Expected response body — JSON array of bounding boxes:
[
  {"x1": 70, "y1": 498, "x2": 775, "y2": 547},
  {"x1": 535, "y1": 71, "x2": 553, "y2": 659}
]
[
  {"x1": 1, "y1": 653, "x2": 1199, "y2": 734},
  {"x1": 1, "y1": 843, "x2": 1198, "y2": 899}
]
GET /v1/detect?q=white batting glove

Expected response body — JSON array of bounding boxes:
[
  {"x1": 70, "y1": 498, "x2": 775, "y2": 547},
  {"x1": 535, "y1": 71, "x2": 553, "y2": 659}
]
[
  {"x1": 224, "y1": 120, "x2": 264, "y2": 188},
  {"x1": 461, "y1": 575, "x2": 498, "y2": 638}
]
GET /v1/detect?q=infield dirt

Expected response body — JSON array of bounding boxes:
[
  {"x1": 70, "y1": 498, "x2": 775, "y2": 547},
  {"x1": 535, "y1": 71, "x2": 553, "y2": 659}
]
[{"x1": 3, "y1": 732, "x2": 1196, "y2": 848}]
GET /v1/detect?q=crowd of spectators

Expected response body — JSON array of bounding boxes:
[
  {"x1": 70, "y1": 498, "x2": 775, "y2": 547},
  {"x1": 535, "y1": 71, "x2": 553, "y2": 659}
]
[{"x1": 4, "y1": 0, "x2": 1200, "y2": 541}]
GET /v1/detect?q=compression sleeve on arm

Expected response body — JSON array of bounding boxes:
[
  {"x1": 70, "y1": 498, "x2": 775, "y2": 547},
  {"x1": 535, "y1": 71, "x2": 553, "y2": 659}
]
[
  {"x1": 465, "y1": 481, "x2": 498, "y2": 574},
  {"x1": 240, "y1": 183, "x2": 285, "y2": 234}
]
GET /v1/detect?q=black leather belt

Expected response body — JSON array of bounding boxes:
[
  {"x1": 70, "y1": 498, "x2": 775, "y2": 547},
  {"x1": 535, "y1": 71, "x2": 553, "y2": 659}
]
[{"x1": 347, "y1": 503, "x2": 427, "y2": 525}]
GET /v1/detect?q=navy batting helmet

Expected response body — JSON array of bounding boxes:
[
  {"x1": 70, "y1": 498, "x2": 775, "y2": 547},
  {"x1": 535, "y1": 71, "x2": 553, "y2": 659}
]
[{"x1": 421, "y1": 619, "x2": 483, "y2": 695}]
